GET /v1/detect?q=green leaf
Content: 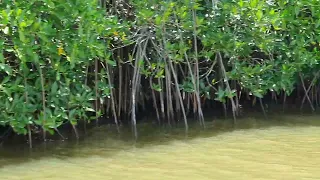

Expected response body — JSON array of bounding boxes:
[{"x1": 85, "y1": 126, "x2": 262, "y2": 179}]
[
  {"x1": 69, "y1": 109, "x2": 77, "y2": 119},
  {"x1": 155, "y1": 69, "x2": 165, "y2": 78},
  {"x1": 214, "y1": 87, "x2": 226, "y2": 103},
  {"x1": 151, "y1": 83, "x2": 162, "y2": 92},
  {"x1": 106, "y1": 59, "x2": 117, "y2": 67},
  {"x1": 51, "y1": 81, "x2": 58, "y2": 94},
  {"x1": 85, "y1": 107, "x2": 96, "y2": 112},
  {"x1": 295, "y1": 6, "x2": 300, "y2": 17},
  {"x1": 316, "y1": 19, "x2": 320, "y2": 28},
  {"x1": 238, "y1": 0, "x2": 244, "y2": 8},
  {"x1": 47, "y1": 128, "x2": 55, "y2": 135},
  {"x1": 2, "y1": 76, "x2": 10, "y2": 84},
  {"x1": 250, "y1": 0, "x2": 258, "y2": 8},
  {"x1": 3, "y1": 26, "x2": 9, "y2": 35},
  {"x1": 0, "y1": 63, "x2": 12, "y2": 75},
  {"x1": 256, "y1": 10, "x2": 263, "y2": 21},
  {"x1": 0, "y1": 51, "x2": 4, "y2": 63},
  {"x1": 253, "y1": 91, "x2": 263, "y2": 98}
]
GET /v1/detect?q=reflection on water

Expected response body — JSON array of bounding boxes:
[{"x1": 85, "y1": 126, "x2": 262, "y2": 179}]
[{"x1": 1, "y1": 115, "x2": 320, "y2": 180}]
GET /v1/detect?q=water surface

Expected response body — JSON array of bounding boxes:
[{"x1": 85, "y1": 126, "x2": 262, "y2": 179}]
[{"x1": 1, "y1": 115, "x2": 320, "y2": 180}]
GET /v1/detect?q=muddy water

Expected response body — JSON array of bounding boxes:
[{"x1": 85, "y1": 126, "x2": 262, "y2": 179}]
[{"x1": 0, "y1": 115, "x2": 320, "y2": 180}]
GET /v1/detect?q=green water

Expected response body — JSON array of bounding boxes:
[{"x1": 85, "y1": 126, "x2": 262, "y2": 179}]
[{"x1": 1, "y1": 115, "x2": 320, "y2": 180}]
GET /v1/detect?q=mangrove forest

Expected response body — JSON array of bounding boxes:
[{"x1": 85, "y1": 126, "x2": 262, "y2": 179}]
[{"x1": 1, "y1": 0, "x2": 320, "y2": 148}]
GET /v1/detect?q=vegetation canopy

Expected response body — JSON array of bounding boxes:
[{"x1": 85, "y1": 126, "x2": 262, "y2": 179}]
[{"x1": 1, "y1": 0, "x2": 320, "y2": 146}]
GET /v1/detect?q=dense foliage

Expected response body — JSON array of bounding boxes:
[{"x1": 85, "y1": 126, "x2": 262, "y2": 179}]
[{"x1": 1, "y1": 0, "x2": 320, "y2": 144}]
